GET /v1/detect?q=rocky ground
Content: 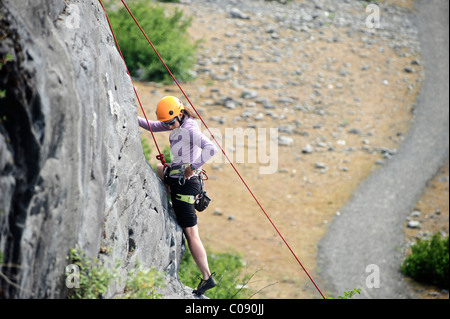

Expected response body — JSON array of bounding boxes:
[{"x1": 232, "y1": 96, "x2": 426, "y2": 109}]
[{"x1": 135, "y1": 0, "x2": 447, "y2": 298}]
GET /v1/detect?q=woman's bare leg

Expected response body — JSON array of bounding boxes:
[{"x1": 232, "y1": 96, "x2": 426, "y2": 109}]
[{"x1": 184, "y1": 225, "x2": 211, "y2": 280}]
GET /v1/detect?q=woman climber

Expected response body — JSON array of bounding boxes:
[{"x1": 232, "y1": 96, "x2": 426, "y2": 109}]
[{"x1": 138, "y1": 96, "x2": 218, "y2": 296}]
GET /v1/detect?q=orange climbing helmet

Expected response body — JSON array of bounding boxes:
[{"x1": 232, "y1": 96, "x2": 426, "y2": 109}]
[{"x1": 156, "y1": 96, "x2": 184, "y2": 122}]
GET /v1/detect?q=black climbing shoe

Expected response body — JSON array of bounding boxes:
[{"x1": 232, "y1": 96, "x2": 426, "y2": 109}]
[{"x1": 193, "y1": 273, "x2": 216, "y2": 296}]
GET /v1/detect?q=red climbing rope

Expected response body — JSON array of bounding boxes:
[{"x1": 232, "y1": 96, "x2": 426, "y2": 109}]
[
  {"x1": 98, "y1": 0, "x2": 169, "y2": 167},
  {"x1": 99, "y1": 0, "x2": 326, "y2": 299}
]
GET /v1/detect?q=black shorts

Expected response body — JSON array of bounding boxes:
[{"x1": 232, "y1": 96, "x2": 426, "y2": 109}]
[{"x1": 166, "y1": 176, "x2": 202, "y2": 228}]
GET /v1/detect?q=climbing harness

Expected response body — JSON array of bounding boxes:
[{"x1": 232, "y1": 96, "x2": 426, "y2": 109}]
[
  {"x1": 175, "y1": 194, "x2": 196, "y2": 205},
  {"x1": 167, "y1": 163, "x2": 190, "y2": 186},
  {"x1": 195, "y1": 170, "x2": 211, "y2": 212},
  {"x1": 171, "y1": 164, "x2": 211, "y2": 211},
  {"x1": 98, "y1": 0, "x2": 326, "y2": 299},
  {"x1": 164, "y1": 163, "x2": 211, "y2": 211},
  {"x1": 168, "y1": 163, "x2": 190, "y2": 186}
]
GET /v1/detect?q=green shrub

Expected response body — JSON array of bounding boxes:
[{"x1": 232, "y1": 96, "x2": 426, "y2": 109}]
[
  {"x1": 108, "y1": 0, "x2": 196, "y2": 83},
  {"x1": 67, "y1": 249, "x2": 119, "y2": 299},
  {"x1": 67, "y1": 248, "x2": 164, "y2": 299},
  {"x1": 334, "y1": 288, "x2": 361, "y2": 299},
  {"x1": 179, "y1": 249, "x2": 253, "y2": 299},
  {"x1": 401, "y1": 233, "x2": 449, "y2": 289},
  {"x1": 121, "y1": 265, "x2": 164, "y2": 299}
]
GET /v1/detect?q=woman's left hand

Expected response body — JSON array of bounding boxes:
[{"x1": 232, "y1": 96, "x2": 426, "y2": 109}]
[{"x1": 184, "y1": 165, "x2": 195, "y2": 180}]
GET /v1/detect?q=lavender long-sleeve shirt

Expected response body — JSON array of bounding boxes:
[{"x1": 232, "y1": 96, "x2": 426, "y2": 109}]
[{"x1": 138, "y1": 116, "x2": 218, "y2": 170}]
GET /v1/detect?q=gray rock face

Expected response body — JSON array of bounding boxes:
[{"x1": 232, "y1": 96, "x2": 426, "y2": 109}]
[{"x1": 0, "y1": 0, "x2": 186, "y2": 298}]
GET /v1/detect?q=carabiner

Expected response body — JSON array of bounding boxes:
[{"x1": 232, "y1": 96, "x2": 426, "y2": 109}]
[{"x1": 178, "y1": 175, "x2": 186, "y2": 186}]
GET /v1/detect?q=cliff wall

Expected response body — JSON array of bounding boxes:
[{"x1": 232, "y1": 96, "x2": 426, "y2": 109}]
[{"x1": 0, "y1": 0, "x2": 185, "y2": 298}]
